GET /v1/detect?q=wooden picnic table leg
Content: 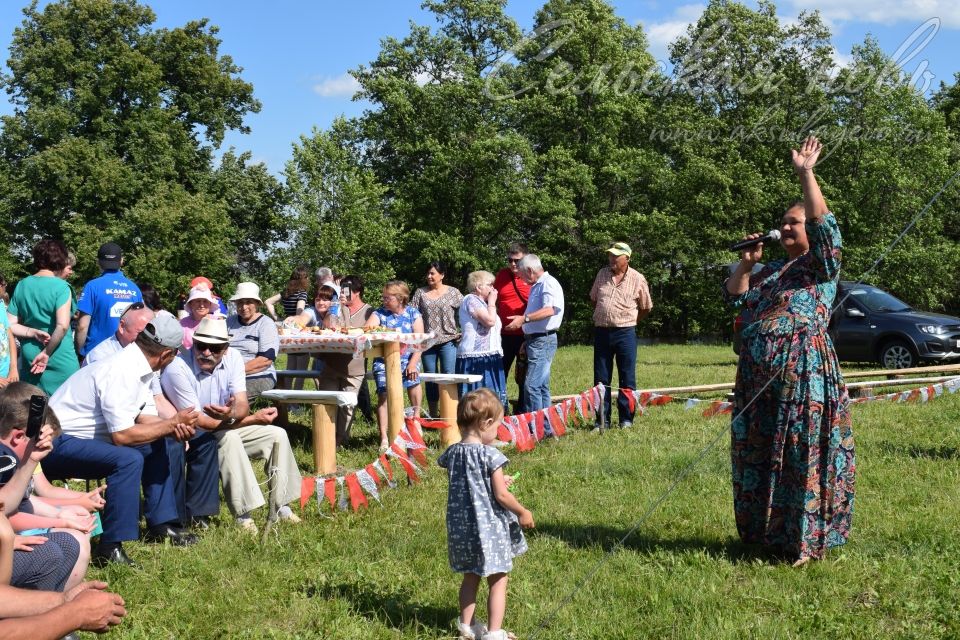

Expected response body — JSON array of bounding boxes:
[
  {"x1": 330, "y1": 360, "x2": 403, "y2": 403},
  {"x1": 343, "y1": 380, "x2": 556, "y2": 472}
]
[
  {"x1": 312, "y1": 404, "x2": 337, "y2": 475},
  {"x1": 438, "y1": 382, "x2": 461, "y2": 447},
  {"x1": 382, "y1": 341, "x2": 405, "y2": 444}
]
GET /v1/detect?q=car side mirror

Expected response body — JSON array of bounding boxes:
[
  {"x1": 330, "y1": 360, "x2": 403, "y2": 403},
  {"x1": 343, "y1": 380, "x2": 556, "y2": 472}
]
[{"x1": 845, "y1": 307, "x2": 865, "y2": 318}]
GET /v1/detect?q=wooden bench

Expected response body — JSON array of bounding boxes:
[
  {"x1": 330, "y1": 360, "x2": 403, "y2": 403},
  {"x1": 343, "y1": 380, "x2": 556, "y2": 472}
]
[
  {"x1": 418, "y1": 373, "x2": 481, "y2": 447},
  {"x1": 261, "y1": 389, "x2": 357, "y2": 475}
]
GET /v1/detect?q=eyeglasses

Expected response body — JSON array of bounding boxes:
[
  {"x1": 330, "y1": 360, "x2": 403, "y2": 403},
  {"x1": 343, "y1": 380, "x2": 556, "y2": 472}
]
[
  {"x1": 194, "y1": 340, "x2": 227, "y2": 354},
  {"x1": 507, "y1": 257, "x2": 522, "y2": 264}
]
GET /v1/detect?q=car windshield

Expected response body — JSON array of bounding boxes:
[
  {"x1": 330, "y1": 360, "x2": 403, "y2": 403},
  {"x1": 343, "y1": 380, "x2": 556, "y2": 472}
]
[{"x1": 846, "y1": 286, "x2": 912, "y2": 313}]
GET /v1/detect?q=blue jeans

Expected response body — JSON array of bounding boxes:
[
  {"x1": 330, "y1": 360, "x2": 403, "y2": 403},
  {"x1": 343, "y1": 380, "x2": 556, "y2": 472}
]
[
  {"x1": 593, "y1": 326, "x2": 638, "y2": 425},
  {"x1": 421, "y1": 340, "x2": 458, "y2": 404},
  {"x1": 523, "y1": 333, "x2": 557, "y2": 414},
  {"x1": 43, "y1": 434, "x2": 180, "y2": 542}
]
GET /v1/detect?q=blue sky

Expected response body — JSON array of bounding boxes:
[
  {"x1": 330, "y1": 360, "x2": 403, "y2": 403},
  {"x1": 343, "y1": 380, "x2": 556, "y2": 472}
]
[{"x1": 1, "y1": 1, "x2": 958, "y2": 175}]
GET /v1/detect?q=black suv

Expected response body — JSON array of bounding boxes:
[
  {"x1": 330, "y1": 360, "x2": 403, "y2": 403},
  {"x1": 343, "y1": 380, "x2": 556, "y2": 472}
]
[
  {"x1": 829, "y1": 282, "x2": 960, "y2": 368},
  {"x1": 732, "y1": 279, "x2": 960, "y2": 369}
]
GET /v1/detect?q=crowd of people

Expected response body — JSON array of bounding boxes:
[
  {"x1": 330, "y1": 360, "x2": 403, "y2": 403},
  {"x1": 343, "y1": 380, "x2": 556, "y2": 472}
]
[{"x1": 0, "y1": 137, "x2": 855, "y2": 638}]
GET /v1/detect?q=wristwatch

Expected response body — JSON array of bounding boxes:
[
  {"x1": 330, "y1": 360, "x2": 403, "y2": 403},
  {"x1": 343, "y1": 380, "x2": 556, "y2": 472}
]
[
  {"x1": 523, "y1": 315, "x2": 531, "y2": 324},
  {"x1": 222, "y1": 416, "x2": 237, "y2": 427}
]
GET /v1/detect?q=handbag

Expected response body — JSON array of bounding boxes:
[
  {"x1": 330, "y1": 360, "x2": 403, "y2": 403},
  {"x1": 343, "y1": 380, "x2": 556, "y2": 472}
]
[{"x1": 515, "y1": 340, "x2": 528, "y2": 385}]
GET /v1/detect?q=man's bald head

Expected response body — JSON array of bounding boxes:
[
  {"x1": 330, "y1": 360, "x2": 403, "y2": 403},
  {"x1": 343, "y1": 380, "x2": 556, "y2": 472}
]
[{"x1": 117, "y1": 305, "x2": 156, "y2": 347}]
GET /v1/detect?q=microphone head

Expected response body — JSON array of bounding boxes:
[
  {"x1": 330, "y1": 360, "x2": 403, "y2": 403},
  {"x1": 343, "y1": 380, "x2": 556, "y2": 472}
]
[{"x1": 768, "y1": 230, "x2": 782, "y2": 241}]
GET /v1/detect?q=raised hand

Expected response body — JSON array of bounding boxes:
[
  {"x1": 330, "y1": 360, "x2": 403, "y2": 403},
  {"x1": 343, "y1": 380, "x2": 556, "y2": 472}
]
[{"x1": 791, "y1": 136, "x2": 823, "y2": 174}]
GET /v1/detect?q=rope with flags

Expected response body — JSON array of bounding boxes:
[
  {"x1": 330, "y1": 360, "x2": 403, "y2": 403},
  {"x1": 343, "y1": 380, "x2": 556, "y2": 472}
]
[{"x1": 298, "y1": 383, "x2": 606, "y2": 515}]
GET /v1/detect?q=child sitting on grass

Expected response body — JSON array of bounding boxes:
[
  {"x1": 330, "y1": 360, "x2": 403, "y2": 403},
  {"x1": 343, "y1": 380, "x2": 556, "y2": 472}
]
[
  {"x1": 437, "y1": 388, "x2": 535, "y2": 640},
  {"x1": 0, "y1": 383, "x2": 93, "y2": 590}
]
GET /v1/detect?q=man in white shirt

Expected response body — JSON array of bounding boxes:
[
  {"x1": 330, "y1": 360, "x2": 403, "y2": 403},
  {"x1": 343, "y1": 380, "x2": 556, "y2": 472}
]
[
  {"x1": 161, "y1": 317, "x2": 302, "y2": 534},
  {"x1": 505, "y1": 254, "x2": 565, "y2": 416},
  {"x1": 43, "y1": 315, "x2": 200, "y2": 567}
]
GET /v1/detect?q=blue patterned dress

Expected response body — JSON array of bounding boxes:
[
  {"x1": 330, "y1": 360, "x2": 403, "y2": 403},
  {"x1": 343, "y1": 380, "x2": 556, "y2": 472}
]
[
  {"x1": 371, "y1": 305, "x2": 422, "y2": 392},
  {"x1": 724, "y1": 213, "x2": 855, "y2": 561},
  {"x1": 438, "y1": 443, "x2": 527, "y2": 576}
]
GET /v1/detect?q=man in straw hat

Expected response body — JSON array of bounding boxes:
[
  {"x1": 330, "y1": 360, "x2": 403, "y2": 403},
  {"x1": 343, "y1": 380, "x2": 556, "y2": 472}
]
[{"x1": 161, "y1": 316, "x2": 301, "y2": 534}]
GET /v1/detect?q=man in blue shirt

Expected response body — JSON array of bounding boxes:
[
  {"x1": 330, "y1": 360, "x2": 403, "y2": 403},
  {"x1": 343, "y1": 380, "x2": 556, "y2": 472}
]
[{"x1": 75, "y1": 243, "x2": 142, "y2": 357}]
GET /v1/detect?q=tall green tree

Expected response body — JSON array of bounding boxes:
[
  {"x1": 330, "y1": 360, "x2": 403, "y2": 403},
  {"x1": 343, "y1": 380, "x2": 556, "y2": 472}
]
[
  {"x1": 285, "y1": 121, "x2": 397, "y2": 290},
  {"x1": 0, "y1": 0, "x2": 261, "y2": 289}
]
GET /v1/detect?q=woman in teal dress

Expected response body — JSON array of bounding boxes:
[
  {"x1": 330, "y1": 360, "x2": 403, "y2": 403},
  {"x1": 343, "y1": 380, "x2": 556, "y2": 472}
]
[
  {"x1": 724, "y1": 137, "x2": 855, "y2": 565},
  {"x1": 7, "y1": 238, "x2": 80, "y2": 395}
]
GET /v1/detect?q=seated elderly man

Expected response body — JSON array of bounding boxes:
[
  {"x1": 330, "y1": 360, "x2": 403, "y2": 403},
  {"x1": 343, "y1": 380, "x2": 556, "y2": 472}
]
[
  {"x1": 42, "y1": 315, "x2": 200, "y2": 567},
  {"x1": 225, "y1": 282, "x2": 279, "y2": 400},
  {"x1": 161, "y1": 317, "x2": 301, "y2": 534}
]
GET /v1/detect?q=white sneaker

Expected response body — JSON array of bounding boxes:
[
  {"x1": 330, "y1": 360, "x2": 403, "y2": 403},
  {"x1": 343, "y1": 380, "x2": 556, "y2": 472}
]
[
  {"x1": 480, "y1": 630, "x2": 516, "y2": 640},
  {"x1": 457, "y1": 617, "x2": 487, "y2": 640},
  {"x1": 236, "y1": 517, "x2": 258, "y2": 534},
  {"x1": 276, "y1": 505, "x2": 302, "y2": 524}
]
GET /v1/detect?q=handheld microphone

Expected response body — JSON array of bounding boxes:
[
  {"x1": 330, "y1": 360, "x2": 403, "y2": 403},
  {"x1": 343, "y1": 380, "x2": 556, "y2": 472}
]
[{"x1": 729, "y1": 230, "x2": 781, "y2": 252}]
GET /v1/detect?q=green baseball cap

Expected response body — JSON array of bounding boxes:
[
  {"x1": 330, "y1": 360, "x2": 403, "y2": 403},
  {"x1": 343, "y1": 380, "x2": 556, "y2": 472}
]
[{"x1": 606, "y1": 242, "x2": 632, "y2": 257}]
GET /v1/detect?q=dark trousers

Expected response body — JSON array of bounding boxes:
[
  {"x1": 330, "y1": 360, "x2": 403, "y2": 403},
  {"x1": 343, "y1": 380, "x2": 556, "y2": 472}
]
[
  {"x1": 501, "y1": 333, "x2": 526, "y2": 413},
  {"x1": 593, "y1": 326, "x2": 638, "y2": 426},
  {"x1": 167, "y1": 432, "x2": 221, "y2": 525},
  {"x1": 43, "y1": 434, "x2": 180, "y2": 542}
]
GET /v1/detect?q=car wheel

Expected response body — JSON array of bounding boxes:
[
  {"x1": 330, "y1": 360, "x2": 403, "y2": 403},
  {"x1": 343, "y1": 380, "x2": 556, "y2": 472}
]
[{"x1": 879, "y1": 340, "x2": 916, "y2": 369}]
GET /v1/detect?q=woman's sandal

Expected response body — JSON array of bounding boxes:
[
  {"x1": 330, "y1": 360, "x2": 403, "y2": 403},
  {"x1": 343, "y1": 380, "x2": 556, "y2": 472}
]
[{"x1": 457, "y1": 617, "x2": 487, "y2": 640}]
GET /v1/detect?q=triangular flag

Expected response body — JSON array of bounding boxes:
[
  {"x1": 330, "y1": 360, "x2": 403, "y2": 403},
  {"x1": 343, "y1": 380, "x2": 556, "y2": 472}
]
[
  {"x1": 533, "y1": 410, "x2": 545, "y2": 440},
  {"x1": 364, "y1": 463, "x2": 383, "y2": 488},
  {"x1": 548, "y1": 404, "x2": 566, "y2": 437},
  {"x1": 622, "y1": 389, "x2": 637, "y2": 414},
  {"x1": 374, "y1": 458, "x2": 396, "y2": 489},
  {"x1": 344, "y1": 473, "x2": 368, "y2": 511},
  {"x1": 337, "y1": 476, "x2": 348, "y2": 511},
  {"x1": 300, "y1": 476, "x2": 316, "y2": 510},
  {"x1": 356, "y1": 469, "x2": 381, "y2": 503},
  {"x1": 498, "y1": 420, "x2": 512, "y2": 443},
  {"x1": 389, "y1": 443, "x2": 420, "y2": 483},
  {"x1": 323, "y1": 477, "x2": 337, "y2": 511}
]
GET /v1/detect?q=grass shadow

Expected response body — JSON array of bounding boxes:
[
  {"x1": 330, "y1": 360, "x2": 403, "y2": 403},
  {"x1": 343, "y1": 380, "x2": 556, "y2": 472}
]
[
  {"x1": 533, "y1": 521, "x2": 785, "y2": 565},
  {"x1": 302, "y1": 580, "x2": 453, "y2": 634},
  {"x1": 876, "y1": 441, "x2": 959, "y2": 460}
]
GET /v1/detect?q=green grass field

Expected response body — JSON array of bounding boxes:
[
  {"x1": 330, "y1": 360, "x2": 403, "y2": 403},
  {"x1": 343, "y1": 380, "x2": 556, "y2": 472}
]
[{"x1": 93, "y1": 345, "x2": 960, "y2": 639}]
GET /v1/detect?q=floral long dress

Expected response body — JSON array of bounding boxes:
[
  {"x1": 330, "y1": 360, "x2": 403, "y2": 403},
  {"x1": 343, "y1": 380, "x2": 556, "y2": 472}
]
[{"x1": 724, "y1": 212, "x2": 855, "y2": 561}]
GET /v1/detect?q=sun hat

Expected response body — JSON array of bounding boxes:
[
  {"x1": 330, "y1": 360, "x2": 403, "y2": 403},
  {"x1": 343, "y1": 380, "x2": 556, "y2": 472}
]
[
  {"x1": 192, "y1": 317, "x2": 230, "y2": 345},
  {"x1": 606, "y1": 242, "x2": 632, "y2": 257},
  {"x1": 190, "y1": 276, "x2": 214, "y2": 290},
  {"x1": 97, "y1": 242, "x2": 123, "y2": 270},
  {"x1": 186, "y1": 286, "x2": 217, "y2": 306},
  {"x1": 230, "y1": 282, "x2": 262, "y2": 304},
  {"x1": 141, "y1": 314, "x2": 184, "y2": 350}
]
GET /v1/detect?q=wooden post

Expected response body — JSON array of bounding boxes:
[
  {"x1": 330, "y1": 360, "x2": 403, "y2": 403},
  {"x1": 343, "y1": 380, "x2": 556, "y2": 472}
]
[
  {"x1": 438, "y1": 382, "x2": 461, "y2": 447},
  {"x1": 382, "y1": 341, "x2": 405, "y2": 444},
  {"x1": 311, "y1": 404, "x2": 337, "y2": 475}
]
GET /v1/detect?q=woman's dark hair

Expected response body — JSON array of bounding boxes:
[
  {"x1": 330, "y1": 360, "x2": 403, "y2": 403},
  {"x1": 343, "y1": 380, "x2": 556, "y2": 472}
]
[
  {"x1": 138, "y1": 283, "x2": 163, "y2": 311},
  {"x1": 284, "y1": 265, "x2": 311, "y2": 297},
  {"x1": 314, "y1": 286, "x2": 335, "y2": 302},
  {"x1": 426, "y1": 261, "x2": 446, "y2": 276},
  {"x1": 32, "y1": 238, "x2": 69, "y2": 272},
  {"x1": 340, "y1": 275, "x2": 364, "y2": 297}
]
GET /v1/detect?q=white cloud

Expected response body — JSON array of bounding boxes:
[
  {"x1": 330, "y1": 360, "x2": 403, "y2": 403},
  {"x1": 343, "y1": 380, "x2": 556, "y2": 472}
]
[
  {"x1": 785, "y1": 1, "x2": 960, "y2": 28},
  {"x1": 639, "y1": 4, "x2": 707, "y2": 62},
  {"x1": 311, "y1": 73, "x2": 360, "y2": 98}
]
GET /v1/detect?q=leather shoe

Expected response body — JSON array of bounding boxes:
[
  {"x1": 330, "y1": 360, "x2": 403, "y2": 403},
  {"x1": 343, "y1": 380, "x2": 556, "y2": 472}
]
[
  {"x1": 91, "y1": 543, "x2": 138, "y2": 568},
  {"x1": 143, "y1": 523, "x2": 199, "y2": 546}
]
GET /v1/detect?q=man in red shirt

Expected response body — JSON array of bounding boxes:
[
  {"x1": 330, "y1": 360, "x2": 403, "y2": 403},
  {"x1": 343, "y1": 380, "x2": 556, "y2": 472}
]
[{"x1": 493, "y1": 242, "x2": 531, "y2": 413}]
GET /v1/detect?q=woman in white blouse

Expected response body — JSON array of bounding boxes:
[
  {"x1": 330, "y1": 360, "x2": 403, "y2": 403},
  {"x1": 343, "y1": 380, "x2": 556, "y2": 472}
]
[{"x1": 456, "y1": 270, "x2": 507, "y2": 410}]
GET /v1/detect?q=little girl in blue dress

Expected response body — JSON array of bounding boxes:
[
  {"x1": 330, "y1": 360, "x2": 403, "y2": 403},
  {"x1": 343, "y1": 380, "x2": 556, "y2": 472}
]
[{"x1": 437, "y1": 388, "x2": 535, "y2": 640}]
